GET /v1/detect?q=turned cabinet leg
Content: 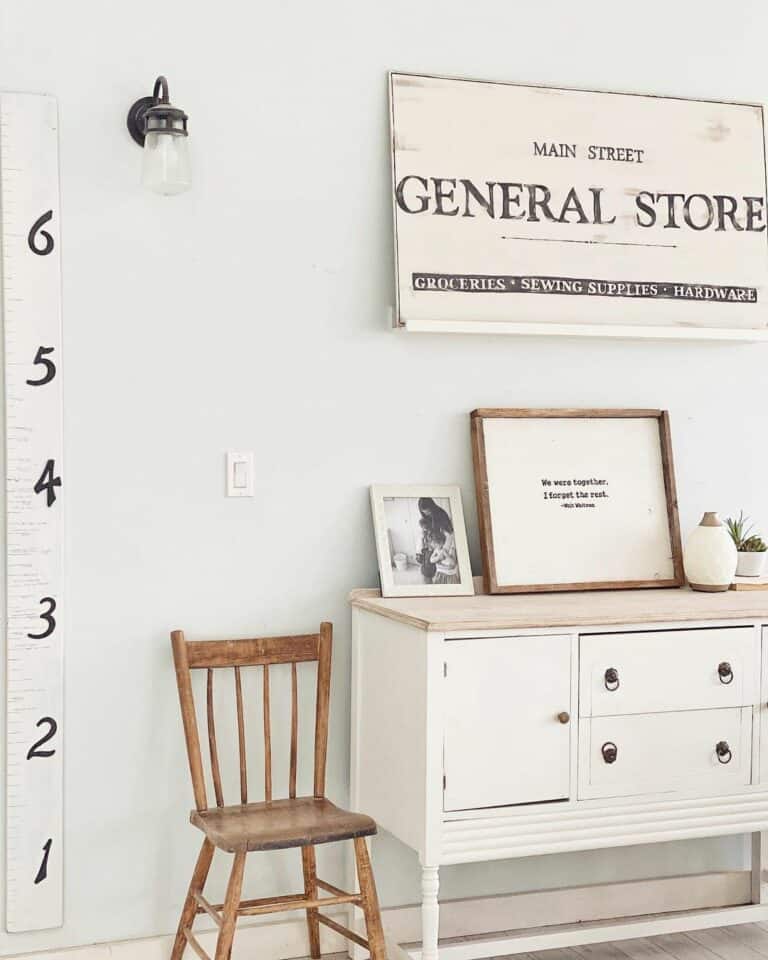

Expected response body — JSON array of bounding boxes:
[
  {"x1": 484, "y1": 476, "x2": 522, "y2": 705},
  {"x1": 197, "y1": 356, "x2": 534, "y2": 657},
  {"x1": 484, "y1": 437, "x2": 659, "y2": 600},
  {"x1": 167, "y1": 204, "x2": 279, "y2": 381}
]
[
  {"x1": 752, "y1": 831, "x2": 767, "y2": 904},
  {"x1": 420, "y1": 865, "x2": 440, "y2": 960}
]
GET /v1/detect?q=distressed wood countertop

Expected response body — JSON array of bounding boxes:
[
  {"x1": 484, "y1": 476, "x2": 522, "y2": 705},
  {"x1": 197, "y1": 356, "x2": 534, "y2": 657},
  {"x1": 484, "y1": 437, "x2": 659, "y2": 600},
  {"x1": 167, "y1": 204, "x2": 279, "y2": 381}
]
[{"x1": 349, "y1": 580, "x2": 768, "y2": 632}]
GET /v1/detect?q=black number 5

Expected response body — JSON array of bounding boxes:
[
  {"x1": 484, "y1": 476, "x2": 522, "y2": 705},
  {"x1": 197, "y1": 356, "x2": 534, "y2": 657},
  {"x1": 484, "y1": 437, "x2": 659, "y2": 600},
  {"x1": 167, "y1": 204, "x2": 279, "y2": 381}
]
[
  {"x1": 27, "y1": 717, "x2": 57, "y2": 759},
  {"x1": 26, "y1": 346, "x2": 57, "y2": 387},
  {"x1": 28, "y1": 211, "x2": 54, "y2": 256},
  {"x1": 28, "y1": 597, "x2": 56, "y2": 640}
]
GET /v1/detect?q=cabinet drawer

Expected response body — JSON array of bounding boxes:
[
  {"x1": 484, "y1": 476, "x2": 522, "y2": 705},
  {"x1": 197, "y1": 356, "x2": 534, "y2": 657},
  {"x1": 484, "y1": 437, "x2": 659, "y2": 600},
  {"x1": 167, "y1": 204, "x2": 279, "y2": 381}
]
[
  {"x1": 580, "y1": 627, "x2": 757, "y2": 717},
  {"x1": 578, "y1": 707, "x2": 752, "y2": 799}
]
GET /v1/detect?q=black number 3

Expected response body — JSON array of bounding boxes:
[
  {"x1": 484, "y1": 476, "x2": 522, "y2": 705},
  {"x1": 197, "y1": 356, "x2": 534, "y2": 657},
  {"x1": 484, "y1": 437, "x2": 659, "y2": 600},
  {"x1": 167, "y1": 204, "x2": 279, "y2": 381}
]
[
  {"x1": 28, "y1": 211, "x2": 54, "y2": 256},
  {"x1": 28, "y1": 596, "x2": 56, "y2": 640},
  {"x1": 26, "y1": 346, "x2": 56, "y2": 387},
  {"x1": 27, "y1": 717, "x2": 58, "y2": 759},
  {"x1": 34, "y1": 459, "x2": 62, "y2": 506}
]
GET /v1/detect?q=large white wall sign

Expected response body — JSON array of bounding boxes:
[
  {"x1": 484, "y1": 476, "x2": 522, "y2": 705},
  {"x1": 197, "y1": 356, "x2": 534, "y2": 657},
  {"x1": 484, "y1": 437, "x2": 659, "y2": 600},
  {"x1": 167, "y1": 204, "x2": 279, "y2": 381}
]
[
  {"x1": 390, "y1": 73, "x2": 768, "y2": 339},
  {"x1": 2, "y1": 92, "x2": 64, "y2": 932}
]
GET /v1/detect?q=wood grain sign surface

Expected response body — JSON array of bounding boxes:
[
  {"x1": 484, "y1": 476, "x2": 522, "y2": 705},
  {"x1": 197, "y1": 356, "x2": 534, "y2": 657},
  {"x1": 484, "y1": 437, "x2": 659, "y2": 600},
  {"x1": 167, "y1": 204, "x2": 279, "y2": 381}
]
[{"x1": 390, "y1": 73, "x2": 768, "y2": 336}]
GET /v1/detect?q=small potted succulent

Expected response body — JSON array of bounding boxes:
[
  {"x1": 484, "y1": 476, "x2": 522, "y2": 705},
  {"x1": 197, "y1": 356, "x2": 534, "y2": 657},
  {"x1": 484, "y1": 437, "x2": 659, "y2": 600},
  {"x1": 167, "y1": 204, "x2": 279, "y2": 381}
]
[{"x1": 726, "y1": 511, "x2": 768, "y2": 577}]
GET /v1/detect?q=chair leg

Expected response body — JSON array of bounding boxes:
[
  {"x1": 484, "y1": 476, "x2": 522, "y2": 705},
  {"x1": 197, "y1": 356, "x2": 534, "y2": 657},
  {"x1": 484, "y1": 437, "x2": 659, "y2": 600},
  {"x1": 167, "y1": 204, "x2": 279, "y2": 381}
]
[
  {"x1": 354, "y1": 837, "x2": 386, "y2": 960},
  {"x1": 214, "y1": 850, "x2": 246, "y2": 960},
  {"x1": 171, "y1": 838, "x2": 215, "y2": 960},
  {"x1": 301, "y1": 846, "x2": 321, "y2": 959}
]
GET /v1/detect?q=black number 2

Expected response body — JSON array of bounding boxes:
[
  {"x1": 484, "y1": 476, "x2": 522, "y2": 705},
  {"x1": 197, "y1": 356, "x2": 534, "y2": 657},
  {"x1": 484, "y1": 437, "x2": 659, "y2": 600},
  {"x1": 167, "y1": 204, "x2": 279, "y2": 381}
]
[
  {"x1": 26, "y1": 717, "x2": 57, "y2": 759},
  {"x1": 28, "y1": 597, "x2": 56, "y2": 640},
  {"x1": 26, "y1": 346, "x2": 57, "y2": 387},
  {"x1": 28, "y1": 211, "x2": 54, "y2": 256},
  {"x1": 34, "y1": 459, "x2": 61, "y2": 506},
  {"x1": 34, "y1": 839, "x2": 52, "y2": 884}
]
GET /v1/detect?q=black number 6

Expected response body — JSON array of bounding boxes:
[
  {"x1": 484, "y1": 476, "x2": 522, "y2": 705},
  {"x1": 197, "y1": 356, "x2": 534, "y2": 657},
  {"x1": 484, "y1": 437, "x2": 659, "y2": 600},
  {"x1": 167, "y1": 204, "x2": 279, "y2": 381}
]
[
  {"x1": 27, "y1": 597, "x2": 56, "y2": 640},
  {"x1": 27, "y1": 717, "x2": 57, "y2": 759},
  {"x1": 28, "y1": 211, "x2": 54, "y2": 256}
]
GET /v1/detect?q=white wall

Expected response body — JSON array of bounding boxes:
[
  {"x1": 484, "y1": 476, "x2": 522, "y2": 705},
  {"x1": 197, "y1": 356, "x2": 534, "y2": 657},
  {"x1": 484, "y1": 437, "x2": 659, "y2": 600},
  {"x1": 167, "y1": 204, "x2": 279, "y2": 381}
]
[{"x1": 0, "y1": 0, "x2": 766, "y2": 954}]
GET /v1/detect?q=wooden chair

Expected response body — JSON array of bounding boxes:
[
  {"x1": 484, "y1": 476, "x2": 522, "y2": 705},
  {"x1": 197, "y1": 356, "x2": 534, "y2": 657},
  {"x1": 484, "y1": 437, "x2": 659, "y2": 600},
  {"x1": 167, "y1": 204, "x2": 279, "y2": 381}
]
[{"x1": 170, "y1": 622, "x2": 385, "y2": 960}]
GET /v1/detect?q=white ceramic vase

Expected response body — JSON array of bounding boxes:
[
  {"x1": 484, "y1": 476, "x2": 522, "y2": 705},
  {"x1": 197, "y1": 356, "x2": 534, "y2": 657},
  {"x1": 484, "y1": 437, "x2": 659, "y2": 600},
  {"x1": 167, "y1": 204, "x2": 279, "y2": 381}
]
[
  {"x1": 736, "y1": 551, "x2": 767, "y2": 577},
  {"x1": 683, "y1": 512, "x2": 737, "y2": 592}
]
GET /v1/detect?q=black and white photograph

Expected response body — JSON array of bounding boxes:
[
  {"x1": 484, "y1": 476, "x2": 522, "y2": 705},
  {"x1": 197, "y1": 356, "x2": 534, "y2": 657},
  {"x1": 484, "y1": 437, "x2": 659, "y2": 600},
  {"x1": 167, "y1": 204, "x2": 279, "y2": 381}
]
[{"x1": 369, "y1": 485, "x2": 474, "y2": 597}]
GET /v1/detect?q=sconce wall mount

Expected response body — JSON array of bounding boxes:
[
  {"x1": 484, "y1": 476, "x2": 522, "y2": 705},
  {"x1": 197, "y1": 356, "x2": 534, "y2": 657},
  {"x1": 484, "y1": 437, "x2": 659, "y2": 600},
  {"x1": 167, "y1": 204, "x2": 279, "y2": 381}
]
[{"x1": 127, "y1": 75, "x2": 191, "y2": 195}]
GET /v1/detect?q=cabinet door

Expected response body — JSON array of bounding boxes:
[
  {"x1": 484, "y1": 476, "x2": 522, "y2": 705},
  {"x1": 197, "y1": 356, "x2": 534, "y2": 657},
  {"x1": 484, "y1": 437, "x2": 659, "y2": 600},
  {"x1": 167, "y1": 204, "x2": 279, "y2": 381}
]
[{"x1": 443, "y1": 634, "x2": 572, "y2": 811}]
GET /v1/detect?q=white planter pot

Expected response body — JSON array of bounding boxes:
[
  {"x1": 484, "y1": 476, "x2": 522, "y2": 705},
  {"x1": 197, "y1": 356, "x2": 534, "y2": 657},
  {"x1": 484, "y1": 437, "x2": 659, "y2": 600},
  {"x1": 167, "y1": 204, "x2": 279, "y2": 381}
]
[
  {"x1": 736, "y1": 551, "x2": 767, "y2": 577},
  {"x1": 683, "y1": 511, "x2": 737, "y2": 592}
]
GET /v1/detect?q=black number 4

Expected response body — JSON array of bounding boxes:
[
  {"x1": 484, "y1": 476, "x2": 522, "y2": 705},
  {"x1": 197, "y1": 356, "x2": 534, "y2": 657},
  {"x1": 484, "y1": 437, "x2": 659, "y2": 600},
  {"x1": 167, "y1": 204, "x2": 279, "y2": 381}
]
[{"x1": 34, "y1": 459, "x2": 62, "y2": 506}]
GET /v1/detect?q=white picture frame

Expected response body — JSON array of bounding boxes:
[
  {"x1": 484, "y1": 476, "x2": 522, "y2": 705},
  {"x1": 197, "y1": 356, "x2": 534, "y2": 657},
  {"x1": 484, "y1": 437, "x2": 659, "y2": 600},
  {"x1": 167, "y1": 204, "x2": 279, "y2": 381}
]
[{"x1": 370, "y1": 485, "x2": 474, "y2": 598}]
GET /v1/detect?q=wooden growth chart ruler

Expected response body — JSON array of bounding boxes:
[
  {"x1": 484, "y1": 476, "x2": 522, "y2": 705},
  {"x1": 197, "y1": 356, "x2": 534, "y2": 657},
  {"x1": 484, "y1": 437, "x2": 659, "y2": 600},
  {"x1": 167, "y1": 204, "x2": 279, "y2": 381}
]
[{"x1": 2, "y1": 93, "x2": 64, "y2": 932}]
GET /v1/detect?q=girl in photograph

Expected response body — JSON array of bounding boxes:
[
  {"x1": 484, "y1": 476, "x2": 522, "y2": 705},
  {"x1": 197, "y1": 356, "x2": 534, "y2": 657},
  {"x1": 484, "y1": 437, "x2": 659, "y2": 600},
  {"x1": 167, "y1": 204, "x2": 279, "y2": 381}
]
[
  {"x1": 430, "y1": 527, "x2": 460, "y2": 584},
  {"x1": 418, "y1": 497, "x2": 453, "y2": 537}
]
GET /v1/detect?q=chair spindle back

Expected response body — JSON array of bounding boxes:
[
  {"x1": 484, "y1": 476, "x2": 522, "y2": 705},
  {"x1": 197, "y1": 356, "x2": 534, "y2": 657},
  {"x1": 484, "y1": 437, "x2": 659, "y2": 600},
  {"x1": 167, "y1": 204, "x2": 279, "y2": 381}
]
[{"x1": 171, "y1": 623, "x2": 332, "y2": 812}]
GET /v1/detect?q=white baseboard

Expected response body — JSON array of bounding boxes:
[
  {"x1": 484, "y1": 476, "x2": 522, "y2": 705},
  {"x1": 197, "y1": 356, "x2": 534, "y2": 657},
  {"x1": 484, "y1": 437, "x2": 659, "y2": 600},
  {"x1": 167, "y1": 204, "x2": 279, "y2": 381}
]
[
  {"x1": 5, "y1": 870, "x2": 752, "y2": 960},
  {"x1": 382, "y1": 868, "x2": 752, "y2": 946}
]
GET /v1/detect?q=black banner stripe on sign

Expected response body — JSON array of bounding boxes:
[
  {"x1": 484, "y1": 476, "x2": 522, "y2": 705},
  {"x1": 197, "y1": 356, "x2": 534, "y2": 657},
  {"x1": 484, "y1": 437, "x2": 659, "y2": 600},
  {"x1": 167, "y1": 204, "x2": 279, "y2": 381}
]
[{"x1": 411, "y1": 273, "x2": 758, "y2": 303}]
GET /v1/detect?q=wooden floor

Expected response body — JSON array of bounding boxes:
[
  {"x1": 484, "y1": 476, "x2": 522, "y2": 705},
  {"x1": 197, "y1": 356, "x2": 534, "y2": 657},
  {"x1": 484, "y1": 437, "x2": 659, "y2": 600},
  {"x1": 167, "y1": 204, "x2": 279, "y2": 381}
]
[
  {"x1": 495, "y1": 923, "x2": 768, "y2": 960},
  {"x1": 322, "y1": 925, "x2": 768, "y2": 960}
]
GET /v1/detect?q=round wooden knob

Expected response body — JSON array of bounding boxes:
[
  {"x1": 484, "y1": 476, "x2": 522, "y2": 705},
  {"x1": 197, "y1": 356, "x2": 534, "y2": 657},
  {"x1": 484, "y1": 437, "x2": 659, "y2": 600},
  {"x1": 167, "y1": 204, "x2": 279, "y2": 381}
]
[{"x1": 557, "y1": 711, "x2": 570, "y2": 724}]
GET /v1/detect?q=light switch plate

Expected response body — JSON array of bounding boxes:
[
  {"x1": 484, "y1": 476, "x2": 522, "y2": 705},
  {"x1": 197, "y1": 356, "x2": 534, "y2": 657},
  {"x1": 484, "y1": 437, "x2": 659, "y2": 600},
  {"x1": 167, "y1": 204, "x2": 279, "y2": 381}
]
[{"x1": 226, "y1": 451, "x2": 254, "y2": 497}]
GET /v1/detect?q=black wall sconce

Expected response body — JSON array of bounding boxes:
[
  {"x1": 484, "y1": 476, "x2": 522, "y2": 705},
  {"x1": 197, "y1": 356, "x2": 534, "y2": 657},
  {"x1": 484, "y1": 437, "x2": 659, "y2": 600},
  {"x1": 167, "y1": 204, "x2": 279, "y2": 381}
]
[{"x1": 127, "y1": 76, "x2": 190, "y2": 195}]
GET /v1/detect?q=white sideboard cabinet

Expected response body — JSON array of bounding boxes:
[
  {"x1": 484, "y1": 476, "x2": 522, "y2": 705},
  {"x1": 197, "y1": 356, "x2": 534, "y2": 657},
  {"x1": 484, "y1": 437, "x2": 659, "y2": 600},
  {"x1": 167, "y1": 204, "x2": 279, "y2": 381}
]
[{"x1": 349, "y1": 585, "x2": 768, "y2": 960}]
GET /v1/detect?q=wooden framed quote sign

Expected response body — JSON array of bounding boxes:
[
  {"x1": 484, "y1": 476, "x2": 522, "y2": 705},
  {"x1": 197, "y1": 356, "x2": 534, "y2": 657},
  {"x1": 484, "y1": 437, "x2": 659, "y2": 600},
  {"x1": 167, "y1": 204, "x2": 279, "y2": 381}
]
[
  {"x1": 390, "y1": 73, "x2": 768, "y2": 340},
  {"x1": 471, "y1": 409, "x2": 684, "y2": 594}
]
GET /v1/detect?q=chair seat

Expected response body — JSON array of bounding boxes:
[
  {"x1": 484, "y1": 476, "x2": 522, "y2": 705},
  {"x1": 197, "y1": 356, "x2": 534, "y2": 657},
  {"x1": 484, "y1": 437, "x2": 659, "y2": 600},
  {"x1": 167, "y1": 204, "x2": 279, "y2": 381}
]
[{"x1": 190, "y1": 797, "x2": 377, "y2": 853}]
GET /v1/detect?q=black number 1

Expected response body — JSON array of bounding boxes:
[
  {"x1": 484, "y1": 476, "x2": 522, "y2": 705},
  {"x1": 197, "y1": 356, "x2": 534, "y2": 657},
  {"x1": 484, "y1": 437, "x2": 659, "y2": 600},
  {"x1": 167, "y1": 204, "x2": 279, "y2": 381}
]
[
  {"x1": 34, "y1": 839, "x2": 52, "y2": 884},
  {"x1": 34, "y1": 460, "x2": 62, "y2": 506}
]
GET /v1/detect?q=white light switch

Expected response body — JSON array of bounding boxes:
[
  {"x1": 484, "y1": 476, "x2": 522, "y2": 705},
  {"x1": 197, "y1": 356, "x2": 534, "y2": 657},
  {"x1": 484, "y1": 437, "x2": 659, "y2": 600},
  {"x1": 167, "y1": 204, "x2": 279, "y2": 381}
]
[
  {"x1": 233, "y1": 461, "x2": 248, "y2": 488},
  {"x1": 226, "y1": 451, "x2": 254, "y2": 497}
]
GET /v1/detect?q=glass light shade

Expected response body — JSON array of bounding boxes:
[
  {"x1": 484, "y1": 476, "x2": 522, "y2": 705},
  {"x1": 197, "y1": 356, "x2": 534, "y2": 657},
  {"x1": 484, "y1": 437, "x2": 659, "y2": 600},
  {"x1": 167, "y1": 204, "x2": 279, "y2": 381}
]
[{"x1": 141, "y1": 131, "x2": 191, "y2": 196}]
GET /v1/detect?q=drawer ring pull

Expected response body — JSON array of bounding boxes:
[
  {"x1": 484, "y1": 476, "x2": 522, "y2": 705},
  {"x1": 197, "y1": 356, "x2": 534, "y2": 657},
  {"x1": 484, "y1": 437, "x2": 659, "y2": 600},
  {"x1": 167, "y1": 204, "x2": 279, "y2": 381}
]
[
  {"x1": 718, "y1": 662, "x2": 734, "y2": 685},
  {"x1": 604, "y1": 667, "x2": 620, "y2": 691},
  {"x1": 601, "y1": 741, "x2": 618, "y2": 764},
  {"x1": 715, "y1": 740, "x2": 732, "y2": 764}
]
